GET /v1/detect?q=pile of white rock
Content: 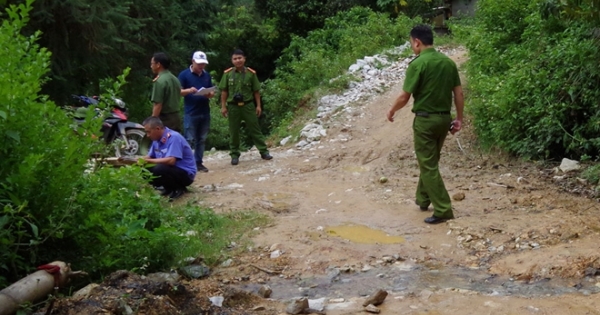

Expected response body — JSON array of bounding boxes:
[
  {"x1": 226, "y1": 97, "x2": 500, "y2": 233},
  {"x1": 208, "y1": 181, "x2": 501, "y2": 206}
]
[{"x1": 287, "y1": 43, "x2": 461, "y2": 150}]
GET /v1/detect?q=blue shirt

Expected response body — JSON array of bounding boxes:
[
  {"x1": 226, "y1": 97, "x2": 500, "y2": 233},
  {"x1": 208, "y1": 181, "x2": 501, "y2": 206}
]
[
  {"x1": 178, "y1": 67, "x2": 213, "y2": 116},
  {"x1": 149, "y1": 127, "x2": 197, "y2": 179}
]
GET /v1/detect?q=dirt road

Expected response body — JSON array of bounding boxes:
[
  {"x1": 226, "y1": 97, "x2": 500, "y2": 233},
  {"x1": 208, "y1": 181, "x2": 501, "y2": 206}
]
[{"x1": 187, "y1": 50, "x2": 600, "y2": 314}]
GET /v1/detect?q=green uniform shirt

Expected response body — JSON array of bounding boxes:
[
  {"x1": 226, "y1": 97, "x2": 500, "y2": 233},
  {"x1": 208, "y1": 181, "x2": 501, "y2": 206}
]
[
  {"x1": 151, "y1": 70, "x2": 181, "y2": 114},
  {"x1": 403, "y1": 48, "x2": 461, "y2": 113},
  {"x1": 218, "y1": 67, "x2": 260, "y2": 103}
]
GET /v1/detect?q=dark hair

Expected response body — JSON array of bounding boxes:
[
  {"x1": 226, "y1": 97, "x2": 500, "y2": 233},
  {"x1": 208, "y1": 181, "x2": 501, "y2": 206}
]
[
  {"x1": 231, "y1": 49, "x2": 245, "y2": 57},
  {"x1": 410, "y1": 25, "x2": 434, "y2": 46},
  {"x1": 152, "y1": 52, "x2": 171, "y2": 69},
  {"x1": 142, "y1": 116, "x2": 164, "y2": 128}
]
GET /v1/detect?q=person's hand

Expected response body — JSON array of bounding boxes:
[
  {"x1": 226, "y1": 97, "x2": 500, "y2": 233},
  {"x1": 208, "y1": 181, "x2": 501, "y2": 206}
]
[
  {"x1": 189, "y1": 87, "x2": 198, "y2": 95},
  {"x1": 450, "y1": 119, "x2": 462, "y2": 135},
  {"x1": 256, "y1": 106, "x2": 262, "y2": 117},
  {"x1": 206, "y1": 91, "x2": 215, "y2": 98},
  {"x1": 221, "y1": 106, "x2": 228, "y2": 118},
  {"x1": 386, "y1": 109, "x2": 396, "y2": 122}
]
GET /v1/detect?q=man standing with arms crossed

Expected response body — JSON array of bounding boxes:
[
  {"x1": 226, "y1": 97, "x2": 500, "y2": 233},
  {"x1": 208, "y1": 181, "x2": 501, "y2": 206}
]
[
  {"x1": 386, "y1": 25, "x2": 464, "y2": 225},
  {"x1": 219, "y1": 49, "x2": 272, "y2": 166},
  {"x1": 150, "y1": 52, "x2": 183, "y2": 132},
  {"x1": 179, "y1": 51, "x2": 215, "y2": 172}
]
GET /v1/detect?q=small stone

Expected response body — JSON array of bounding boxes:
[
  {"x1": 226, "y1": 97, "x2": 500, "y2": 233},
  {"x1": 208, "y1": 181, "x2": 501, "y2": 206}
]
[
  {"x1": 72, "y1": 283, "x2": 99, "y2": 299},
  {"x1": 365, "y1": 304, "x2": 381, "y2": 314},
  {"x1": 270, "y1": 250, "x2": 282, "y2": 259},
  {"x1": 252, "y1": 306, "x2": 266, "y2": 311},
  {"x1": 209, "y1": 296, "x2": 224, "y2": 307},
  {"x1": 308, "y1": 298, "x2": 326, "y2": 311},
  {"x1": 452, "y1": 192, "x2": 465, "y2": 201},
  {"x1": 559, "y1": 158, "x2": 580, "y2": 172},
  {"x1": 221, "y1": 259, "x2": 233, "y2": 267},
  {"x1": 286, "y1": 298, "x2": 309, "y2": 315},
  {"x1": 329, "y1": 298, "x2": 345, "y2": 303},
  {"x1": 361, "y1": 265, "x2": 373, "y2": 272},
  {"x1": 258, "y1": 285, "x2": 273, "y2": 298},
  {"x1": 270, "y1": 243, "x2": 281, "y2": 251},
  {"x1": 379, "y1": 176, "x2": 388, "y2": 184},
  {"x1": 362, "y1": 289, "x2": 388, "y2": 306}
]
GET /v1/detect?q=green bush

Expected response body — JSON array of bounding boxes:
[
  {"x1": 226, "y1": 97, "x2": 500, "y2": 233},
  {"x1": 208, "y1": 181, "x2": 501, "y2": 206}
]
[
  {"x1": 465, "y1": 0, "x2": 600, "y2": 159},
  {"x1": 0, "y1": 1, "x2": 264, "y2": 287},
  {"x1": 262, "y1": 7, "x2": 419, "y2": 135}
]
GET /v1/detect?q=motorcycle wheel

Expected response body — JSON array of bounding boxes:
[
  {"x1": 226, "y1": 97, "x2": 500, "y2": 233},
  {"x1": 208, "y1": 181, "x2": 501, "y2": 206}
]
[{"x1": 114, "y1": 129, "x2": 150, "y2": 157}]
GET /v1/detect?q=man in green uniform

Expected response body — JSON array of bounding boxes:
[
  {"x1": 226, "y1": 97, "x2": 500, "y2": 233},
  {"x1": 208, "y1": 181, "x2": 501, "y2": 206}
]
[
  {"x1": 386, "y1": 25, "x2": 464, "y2": 224},
  {"x1": 219, "y1": 49, "x2": 273, "y2": 166},
  {"x1": 150, "y1": 52, "x2": 182, "y2": 132}
]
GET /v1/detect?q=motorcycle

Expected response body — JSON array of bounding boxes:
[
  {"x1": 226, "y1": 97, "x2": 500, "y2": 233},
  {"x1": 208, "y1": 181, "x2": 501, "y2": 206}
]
[{"x1": 70, "y1": 95, "x2": 150, "y2": 157}]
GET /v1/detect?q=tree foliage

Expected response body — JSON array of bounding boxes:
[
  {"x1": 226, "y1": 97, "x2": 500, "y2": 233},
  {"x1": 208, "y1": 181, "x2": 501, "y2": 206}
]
[
  {"x1": 3, "y1": 0, "x2": 218, "y2": 107},
  {"x1": 459, "y1": 0, "x2": 600, "y2": 159}
]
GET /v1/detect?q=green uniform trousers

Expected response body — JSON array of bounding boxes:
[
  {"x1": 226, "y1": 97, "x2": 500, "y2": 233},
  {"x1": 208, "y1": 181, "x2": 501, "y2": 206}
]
[
  {"x1": 227, "y1": 103, "x2": 269, "y2": 158},
  {"x1": 413, "y1": 114, "x2": 453, "y2": 219},
  {"x1": 160, "y1": 112, "x2": 182, "y2": 133}
]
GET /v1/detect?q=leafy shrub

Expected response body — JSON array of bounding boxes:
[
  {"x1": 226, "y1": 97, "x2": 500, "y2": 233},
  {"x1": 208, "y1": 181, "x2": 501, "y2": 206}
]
[
  {"x1": 262, "y1": 7, "x2": 419, "y2": 134},
  {"x1": 0, "y1": 1, "x2": 263, "y2": 287},
  {"x1": 465, "y1": 0, "x2": 600, "y2": 159}
]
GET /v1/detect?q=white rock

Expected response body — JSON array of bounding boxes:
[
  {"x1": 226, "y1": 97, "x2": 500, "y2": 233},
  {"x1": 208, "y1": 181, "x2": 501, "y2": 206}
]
[
  {"x1": 329, "y1": 298, "x2": 345, "y2": 303},
  {"x1": 349, "y1": 64, "x2": 361, "y2": 72},
  {"x1": 270, "y1": 250, "x2": 282, "y2": 259},
  {"x1": 280, "y1": 136, "x2": 292, "y2": 146},
  {"x1": 308, "y1": 298, "x2": 326, "y2": 311},
  {"x1": 209, "y1": 296, "x2": 224, "y2": 307},
  {"x1": 559, "y1": 158, "x2": 580, "y2": 172}
]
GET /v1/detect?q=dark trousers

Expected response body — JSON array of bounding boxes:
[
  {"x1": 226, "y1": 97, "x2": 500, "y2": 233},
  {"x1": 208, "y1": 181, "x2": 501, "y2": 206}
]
[
  {"x1": 147, "y1": 164, "x2": 193, "y2": 192},
  {"x1": 184, "y1": 113, "x2": 210, "y2": 165},
  {"x1": 160, "y1": 112, "x2": 182, "y2": 133}
]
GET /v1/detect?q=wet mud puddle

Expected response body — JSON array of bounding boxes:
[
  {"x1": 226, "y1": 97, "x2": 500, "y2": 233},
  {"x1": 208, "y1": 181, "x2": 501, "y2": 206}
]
[
  {"x1": 325, "y1": 224, "x2": 405, "y2": 244},
  {"x1": 239, "y1": 225, "x2": 600, "y2": 301}
]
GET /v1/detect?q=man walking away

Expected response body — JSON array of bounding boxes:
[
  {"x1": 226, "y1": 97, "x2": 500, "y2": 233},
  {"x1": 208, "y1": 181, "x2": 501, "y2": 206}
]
[{"x1": 386, "y1": 25, "x2": 464, "y2": 225}]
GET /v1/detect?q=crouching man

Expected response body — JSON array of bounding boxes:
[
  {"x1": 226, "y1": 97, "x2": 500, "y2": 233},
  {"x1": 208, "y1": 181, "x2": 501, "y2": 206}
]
[{"x1": 142, "y1": 116, "x2": 197, "y2": 201}]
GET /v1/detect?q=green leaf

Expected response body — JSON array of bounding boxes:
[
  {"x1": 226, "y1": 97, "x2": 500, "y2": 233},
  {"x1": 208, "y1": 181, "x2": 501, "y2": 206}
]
[
  {"x1": 0, "y1": 111, "x2": 6, "y2": 119},
  {"x1": 29, "y1": 222, "x2": 38, "y2": 238},
  {"x1": 0, "y1": 215, "x2": 8, "y2": 229},
  {"x1": 5, "y1": 130, "x2": 20, "y2": 142}
]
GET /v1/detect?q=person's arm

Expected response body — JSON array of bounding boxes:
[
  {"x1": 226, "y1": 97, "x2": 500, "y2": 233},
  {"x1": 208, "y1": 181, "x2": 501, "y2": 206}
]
[
  {"x1": 144, "y1": 156, "x2": 176, "y2": 165},
  {"x1": 450, "y1": 85, "x2": 464, "y2": 134},
  {"x1": 254, "y1": 91, "x2": 262, "y2": 116},
  {"x1": 178, "y1": 73, "x2": 197, "y2": 96},
  {"x1": 152, "y1": 103, "x2": 162, "y2": 117},
  {"x1": 181, "y1": 88, "x2": 198, "y2": 96},
  {"x1": 387, "y1": 90, "x2": 412, "y2": 122},
  {"x1": 220, "y1": 90, "x2": 228, "y2": 118}
]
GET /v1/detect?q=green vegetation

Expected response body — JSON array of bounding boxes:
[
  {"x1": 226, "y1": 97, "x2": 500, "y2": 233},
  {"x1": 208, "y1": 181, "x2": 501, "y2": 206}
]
[
  {"x1": 263, "y1": 7, "x2": 419, "y2": 137},
  {"x1": 457, "y1": 0, "x2": 600, "y2": 160},
  {"x1": 0, "y1": 2, "x2": 267, "y2": 287}
]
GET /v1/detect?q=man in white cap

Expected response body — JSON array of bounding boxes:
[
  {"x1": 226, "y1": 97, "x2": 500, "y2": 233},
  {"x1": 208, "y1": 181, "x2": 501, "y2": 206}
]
[{"x1": 178, "y1": 51, "x2": 215, "y2": 172}]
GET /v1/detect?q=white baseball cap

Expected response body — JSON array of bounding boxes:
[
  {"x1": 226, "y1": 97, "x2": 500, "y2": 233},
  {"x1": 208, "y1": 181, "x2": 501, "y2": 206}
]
[{"x1": 192, "y1": 51, "x2": 208, "y2": 64}]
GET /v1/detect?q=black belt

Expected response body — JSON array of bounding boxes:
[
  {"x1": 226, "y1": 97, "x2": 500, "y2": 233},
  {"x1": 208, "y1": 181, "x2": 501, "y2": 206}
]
[{"x1": 414, "y1": 111, "x2": 450, "y2": 117}]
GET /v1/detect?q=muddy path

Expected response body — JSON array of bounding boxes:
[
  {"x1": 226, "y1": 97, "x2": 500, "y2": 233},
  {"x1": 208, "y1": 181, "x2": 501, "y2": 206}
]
[{"x1": 188, "y1": 49, "x2": 600, "y2": 314}]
